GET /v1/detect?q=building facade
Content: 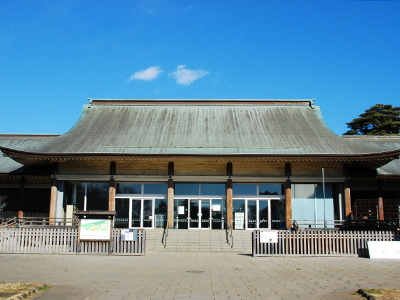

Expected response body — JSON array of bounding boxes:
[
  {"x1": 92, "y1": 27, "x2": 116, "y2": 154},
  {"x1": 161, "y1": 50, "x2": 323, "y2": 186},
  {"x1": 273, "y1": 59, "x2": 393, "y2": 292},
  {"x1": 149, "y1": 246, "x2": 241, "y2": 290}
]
[{"x1": 1, "y1": 99, "x2": 399, "y2": 230}]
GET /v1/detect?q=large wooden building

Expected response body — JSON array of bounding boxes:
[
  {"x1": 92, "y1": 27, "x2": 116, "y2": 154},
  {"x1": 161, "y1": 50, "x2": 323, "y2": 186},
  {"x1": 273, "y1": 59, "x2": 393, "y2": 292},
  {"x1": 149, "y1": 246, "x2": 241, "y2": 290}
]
[{"x1": 1, "y1": 99, "x2": 399, "y2": 230}]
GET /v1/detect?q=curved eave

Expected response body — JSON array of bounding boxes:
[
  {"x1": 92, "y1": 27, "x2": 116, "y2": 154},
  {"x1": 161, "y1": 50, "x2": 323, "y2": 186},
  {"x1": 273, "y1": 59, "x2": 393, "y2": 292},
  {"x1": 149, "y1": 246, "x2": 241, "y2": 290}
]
[{"x1": 2, "y1": 146, "x2": 400, "y2": 162}]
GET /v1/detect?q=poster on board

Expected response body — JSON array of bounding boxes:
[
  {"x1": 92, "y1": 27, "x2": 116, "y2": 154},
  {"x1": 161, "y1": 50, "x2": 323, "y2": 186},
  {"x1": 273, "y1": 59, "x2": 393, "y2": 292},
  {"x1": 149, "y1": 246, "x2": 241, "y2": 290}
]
[{"x1": 80, "y1": 219, "x2": 111, "y2": 240}]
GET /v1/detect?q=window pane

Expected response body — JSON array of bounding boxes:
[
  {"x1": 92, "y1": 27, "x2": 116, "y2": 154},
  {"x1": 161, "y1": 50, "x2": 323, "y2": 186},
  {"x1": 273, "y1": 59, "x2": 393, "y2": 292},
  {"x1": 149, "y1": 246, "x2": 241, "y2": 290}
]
[
  {"x1": 293, "y1": 184, "x2": 315, "y2": 199},
  {"x1": 144, "y1": 183, "x2": 167, "y2": 195},
  {"x1": 315, "y1": 183, "x2": 333, "y2": 198},
  {"x1": 259, "y1": 200, "x2": 269, "y2": 229},
  {"x1": 247, "y1": 200, "x2": 257, "y2": 229},
  {"x1": 233, "y1": 199, "x2": 245, "y2": 229},
  {"x1": 201, "y1": 183, "x2": 226, "y2": 196},
  {"x1": 271, "y1": 199, "x2": 286, "y2": 230},
  {"x1": 65, "y1": 182, "x2": 85, "y2": 210},
  {"x1": 117, "y1": 183, "x2": 141, "y2": 194},
  {"x1": 86, "y1": 182, "x2": 109, "y2": 210},
  {"x1": 155, "y1": 198, "x2": 168, "y2": 228},
  {"x1": 175, "y1": 183, "x2": 199, "y2": 195},
  {"x1": 259, "y1": 184, "x2": 283, "y2": 195},
  {"x1": 131, "y1": 199, "x2": 141, "y2": 227},
  {"x1": 115, "y1": 198, "x2": 129, "y2": 228},
  {"x1": 233, "y1": 184, "x2": 257, "y2": 195},
  {"x1": 174, "y1": 199, "x2": 188, "y2": 229},
  {"x1": 211, "y1": 199, "x2": 223, "y2": 229}
]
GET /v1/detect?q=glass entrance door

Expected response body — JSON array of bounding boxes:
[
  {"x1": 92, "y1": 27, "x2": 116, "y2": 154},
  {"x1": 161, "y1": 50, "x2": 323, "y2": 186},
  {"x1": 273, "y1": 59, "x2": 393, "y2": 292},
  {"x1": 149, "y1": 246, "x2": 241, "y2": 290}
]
[
  {"x1": 130, "y1": 198, "x2": 154, "y2": 228},
  {"x1": 201, "y1": 200, "x2": 210, "y2": 229},
  {"x1": 234, "y1": 198, "x2": 271, "y2": 229},
  {"x1": 189, "y1": 199, "x2": 211, "y2": 229}
]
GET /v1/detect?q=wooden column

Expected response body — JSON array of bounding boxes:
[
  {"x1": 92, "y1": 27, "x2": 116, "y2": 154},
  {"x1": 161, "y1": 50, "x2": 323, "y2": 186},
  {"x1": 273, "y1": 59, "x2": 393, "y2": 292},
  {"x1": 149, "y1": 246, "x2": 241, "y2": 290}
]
[
  {"x1": 226, "y1": 179, "x2": 233, "y2": 229},
  {"x1": 49, "y1": 177, "x2": 57, "y2": 225},
  {"x1": 226, "y1": 163, "x2": 233, "y2": 229},
  {"x1": 109, "y1": 162, "x2": 116, "y2": 212},
  {"x1": 285, "y1": 163, "x2": 291, "y2": 229},
  {"x1": 18, "y1": 177, "x2": 25, "y2": 218},
  {"x1": 167, "y1": 179, "x2": 174, "y2": 228},
  {"x1": 344, "y1": 179, "x2": 352, "y2": 225},
  {"x1": 285, "y1": 179, "x2": 292, "y2": 229},
  {"x1": 109, "y1": 177, "x2": 116, "y2": 211},
  {"x1": 167, "y1": 162, "x2": 174, "y2": 228},
  {"x1": 343, "y1": 164, "x2": 352, "y2": 227},
  {"x1": 377, "y1": 180, "x2": 384, "y2": 221}
]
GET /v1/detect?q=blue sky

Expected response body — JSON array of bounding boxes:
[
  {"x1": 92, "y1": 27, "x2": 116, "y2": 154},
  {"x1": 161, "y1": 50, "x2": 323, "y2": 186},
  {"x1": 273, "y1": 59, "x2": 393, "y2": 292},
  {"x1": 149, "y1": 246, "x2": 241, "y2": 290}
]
[{"x1": 1, "y1": 0, "x2": 399, "y2": 135}]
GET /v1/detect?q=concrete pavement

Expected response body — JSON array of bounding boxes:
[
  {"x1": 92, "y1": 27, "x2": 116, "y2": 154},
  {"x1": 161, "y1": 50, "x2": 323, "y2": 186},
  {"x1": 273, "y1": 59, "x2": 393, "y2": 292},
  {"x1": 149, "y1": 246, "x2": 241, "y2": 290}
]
[{"x1": 0, "y1": 252, "x2": 398, "y2": 300}]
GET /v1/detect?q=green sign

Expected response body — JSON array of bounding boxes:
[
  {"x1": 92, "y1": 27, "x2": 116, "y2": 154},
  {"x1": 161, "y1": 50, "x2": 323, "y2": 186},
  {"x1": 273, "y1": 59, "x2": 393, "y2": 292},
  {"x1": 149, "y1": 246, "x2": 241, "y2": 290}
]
[{"x1": 80, "y1": 219, "x2": 111, "y2": 240}]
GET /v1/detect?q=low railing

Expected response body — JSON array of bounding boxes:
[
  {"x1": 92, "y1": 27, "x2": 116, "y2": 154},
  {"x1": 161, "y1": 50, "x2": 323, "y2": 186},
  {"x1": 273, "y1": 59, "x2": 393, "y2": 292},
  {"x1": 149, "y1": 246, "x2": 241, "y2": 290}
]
[
  {"x1": 290, "y1": 219, "x2": 345, "y2": 230},
  {"x1": 17, "y1": 217, "x2": 78, "y2": 227},
  {"x1": 349, "y1": 217, "x2": 400, "y2": 230},
  {"x1": 0, "y1": 227, "x2": 146, "y2": 255},
  {"x1": 252, "y1": 230, "x2": 399, "y2": 257}
]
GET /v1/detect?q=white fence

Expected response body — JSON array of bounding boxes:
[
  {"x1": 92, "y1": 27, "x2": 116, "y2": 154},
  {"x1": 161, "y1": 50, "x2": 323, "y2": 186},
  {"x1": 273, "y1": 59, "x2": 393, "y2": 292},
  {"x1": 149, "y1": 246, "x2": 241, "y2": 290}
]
[
  {"x1": 252, "y1": 230, "x2": 399, "y2": 257},
  {"x1": 0, "y1": 228, "x2": 146, "y2": 255}
]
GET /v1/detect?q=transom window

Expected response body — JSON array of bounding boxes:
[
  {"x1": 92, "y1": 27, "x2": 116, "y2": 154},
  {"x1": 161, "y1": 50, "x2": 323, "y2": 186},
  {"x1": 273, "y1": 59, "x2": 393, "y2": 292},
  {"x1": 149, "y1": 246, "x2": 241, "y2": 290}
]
[{"x1": 233, "y1": 184, "x2": 284, "y2": 196}]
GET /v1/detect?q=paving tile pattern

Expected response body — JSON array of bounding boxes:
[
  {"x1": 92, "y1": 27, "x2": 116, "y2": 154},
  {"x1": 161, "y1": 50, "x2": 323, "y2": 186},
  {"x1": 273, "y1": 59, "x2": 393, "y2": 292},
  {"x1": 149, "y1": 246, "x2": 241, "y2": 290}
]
[{"x1": 0, "y1": 252, "x2": 398, "y2": 300}]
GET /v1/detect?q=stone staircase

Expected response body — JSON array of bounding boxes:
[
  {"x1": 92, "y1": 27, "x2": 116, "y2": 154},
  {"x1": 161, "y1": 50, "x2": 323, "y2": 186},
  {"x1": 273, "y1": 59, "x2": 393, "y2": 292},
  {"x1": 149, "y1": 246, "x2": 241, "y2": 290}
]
[{"x1": 145, "y1": 229, "x2": 252, "y2": 253}]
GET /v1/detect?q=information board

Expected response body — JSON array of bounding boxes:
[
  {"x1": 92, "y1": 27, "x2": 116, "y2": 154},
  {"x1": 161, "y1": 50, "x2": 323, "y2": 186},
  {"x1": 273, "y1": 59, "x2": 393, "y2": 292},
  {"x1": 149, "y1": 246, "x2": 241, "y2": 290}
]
[
  {"x1": 260, "y1": 230, "x2": 278, "y2": 243},
  {"x1": 234, "y1": 212, "x2": 244, "y2": 229},
  {"x1": 368, "y1": 241, "x2": 400, "y2": 259},
  {"x1": 121, "y1": 229, "x2": 138, "y2": 242},
  {"x1": 79, "y1": 219, "x2": 111, "y2": 240}
]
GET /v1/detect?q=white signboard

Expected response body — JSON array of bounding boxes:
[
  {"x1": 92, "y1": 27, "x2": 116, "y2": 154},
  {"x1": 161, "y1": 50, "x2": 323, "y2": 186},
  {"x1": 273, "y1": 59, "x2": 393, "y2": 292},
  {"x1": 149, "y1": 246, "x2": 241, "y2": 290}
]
[
  {"x1": 121, "y1": 229, "x2": 138, "y2": 242},
  {"x1": 260, "y1": 230, "x2": 278, "y2": 243},
  {"x1": 368, "y1": 241, "x2": 400, "y2": 259},
  {"x1": 178, "y1": 206, "x2": 185, "y2": 215},
  {"x1": 212, "y1": 205, "x2": 221, "y2": 212},
  {"x1": 234, "y1": 212, "x2": 244, "y2": 229},
  {"x1": 80, "y1": 219, "x2": 111, "y2": 240}
]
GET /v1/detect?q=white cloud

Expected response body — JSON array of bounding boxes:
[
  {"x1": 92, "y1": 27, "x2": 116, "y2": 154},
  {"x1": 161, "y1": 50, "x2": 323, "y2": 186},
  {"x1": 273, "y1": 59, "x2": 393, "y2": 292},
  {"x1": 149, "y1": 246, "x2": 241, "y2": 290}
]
[
  {"x1": 129, "y1": 66, "x2": 163, "y2": 81},
  {"x1": 168, "y1": 65, "x2": 209, "y2": 85}
]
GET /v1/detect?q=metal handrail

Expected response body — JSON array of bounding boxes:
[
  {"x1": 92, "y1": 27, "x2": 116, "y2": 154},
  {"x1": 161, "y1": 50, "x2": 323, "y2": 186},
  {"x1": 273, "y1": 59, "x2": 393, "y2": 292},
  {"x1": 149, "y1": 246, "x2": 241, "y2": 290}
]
[
  {"x1": 0, "y1": 217, "x2": 18, "y2": 228},
  {"x1": 162, "y1": 221, "x2": 168, "y2": 248},
  {"x1": 226, "y1": 220, "x2": 233, "y2": 248}
]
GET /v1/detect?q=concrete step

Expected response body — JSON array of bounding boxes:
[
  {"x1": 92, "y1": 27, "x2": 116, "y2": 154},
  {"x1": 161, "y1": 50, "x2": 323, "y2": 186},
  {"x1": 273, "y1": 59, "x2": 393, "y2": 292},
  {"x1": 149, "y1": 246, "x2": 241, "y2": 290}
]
[{"x1": 145, "y1": 228, "x2": 253, "y2": 253}]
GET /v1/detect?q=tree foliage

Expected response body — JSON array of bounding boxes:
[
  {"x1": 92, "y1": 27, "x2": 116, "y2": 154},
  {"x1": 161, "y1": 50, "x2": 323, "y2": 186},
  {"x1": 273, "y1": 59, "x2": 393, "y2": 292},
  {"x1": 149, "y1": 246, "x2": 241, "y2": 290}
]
[{"x1": 344, "y1": 104, "x2": 400, "y2": 135}]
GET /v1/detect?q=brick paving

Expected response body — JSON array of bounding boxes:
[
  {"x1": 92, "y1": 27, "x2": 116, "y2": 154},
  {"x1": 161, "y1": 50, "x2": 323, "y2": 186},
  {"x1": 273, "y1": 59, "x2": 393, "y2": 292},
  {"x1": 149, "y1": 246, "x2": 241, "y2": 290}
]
[{"x1": 0, "y1": 252, "x2": 398, "y2": 299}]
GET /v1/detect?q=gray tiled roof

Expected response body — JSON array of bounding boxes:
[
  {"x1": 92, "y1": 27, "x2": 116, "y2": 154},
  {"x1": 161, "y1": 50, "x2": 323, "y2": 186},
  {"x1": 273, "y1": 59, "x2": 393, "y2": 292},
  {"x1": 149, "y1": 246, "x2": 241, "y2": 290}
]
[
  {"x1": 341, "y1": 136, "x2": 400, "y2": 176},
  {"x1": 0, "y1": 100, "x2": 399, "y2": 157},
  {"x1": 0, "y1": 135, "x2": 58, "y2": 173}
]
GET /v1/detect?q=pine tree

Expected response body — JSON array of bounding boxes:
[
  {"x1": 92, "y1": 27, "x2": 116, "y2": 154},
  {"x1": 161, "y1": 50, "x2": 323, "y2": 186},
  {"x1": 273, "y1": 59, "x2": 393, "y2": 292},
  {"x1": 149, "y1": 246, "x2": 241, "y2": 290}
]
[{"x1": 343, "y1": 104, "x2": 400, "y2": 135}]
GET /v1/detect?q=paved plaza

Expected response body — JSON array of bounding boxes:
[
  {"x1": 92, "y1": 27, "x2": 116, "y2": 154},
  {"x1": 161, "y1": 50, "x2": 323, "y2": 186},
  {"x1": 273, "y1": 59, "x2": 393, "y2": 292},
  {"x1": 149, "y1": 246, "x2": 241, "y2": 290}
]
[{"x1": 0, "y1": 252, "x2": 399, "y2": 300}]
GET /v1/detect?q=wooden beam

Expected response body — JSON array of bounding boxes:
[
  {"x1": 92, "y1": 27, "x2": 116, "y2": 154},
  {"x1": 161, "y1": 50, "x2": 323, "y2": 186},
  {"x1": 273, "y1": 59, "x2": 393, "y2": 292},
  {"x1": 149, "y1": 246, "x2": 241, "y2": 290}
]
[
  {"x1": 49, "y1": 177, "x2": 57, "y2": 225},
  {"x1": 285, "y1": 179, "x2": 292, "y2": 229},
  {"x1": 285, "y1": 163, "x2": 291, "y2": 177},
  {"x1": 227, "y1": 162, "x2": 232, "y2": 177},
  {"x1": 226, "y1": 179, "x2": 233, "y2": 229},
  {"x1": 110, "y1": 161, "x2": 116, "y2": 176},
  {"x1": 168, "y1": 162, "x2": 174, "y2": 176},
  {"x1": 167, "y1": 179, "x2": 174, "y2": 228}
]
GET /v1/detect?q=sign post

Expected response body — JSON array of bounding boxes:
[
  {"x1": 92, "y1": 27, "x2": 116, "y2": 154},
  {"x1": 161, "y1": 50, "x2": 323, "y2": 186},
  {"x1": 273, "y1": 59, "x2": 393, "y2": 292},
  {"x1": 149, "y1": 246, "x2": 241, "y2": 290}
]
[{"x1": 75, "y1": 211, "x2": 116, "y2": 254}]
